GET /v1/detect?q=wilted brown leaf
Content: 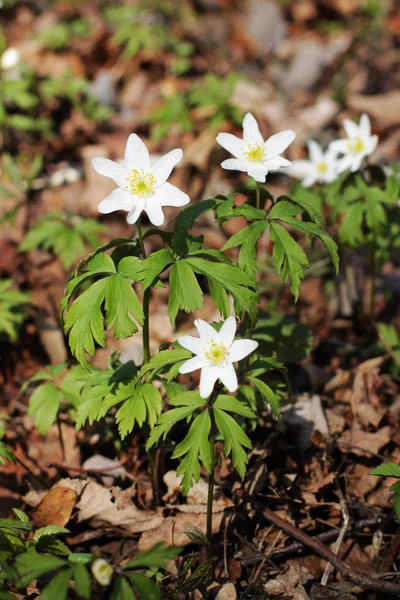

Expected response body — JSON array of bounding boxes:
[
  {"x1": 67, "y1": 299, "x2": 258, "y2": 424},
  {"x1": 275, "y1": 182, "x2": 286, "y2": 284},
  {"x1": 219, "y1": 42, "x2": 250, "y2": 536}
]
[{"x1": 33, "y1": 487, "x2": 77, "y2": 527}]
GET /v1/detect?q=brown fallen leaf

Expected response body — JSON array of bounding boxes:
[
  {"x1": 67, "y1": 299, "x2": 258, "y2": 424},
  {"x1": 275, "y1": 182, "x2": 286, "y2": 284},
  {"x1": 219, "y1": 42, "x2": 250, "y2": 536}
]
[
  {"x1": 338, "y1": 426, "x2": 391, "y2": 457},
  {"x1": 348, "y1": 91, "x2": 400, "y2": 127},
  {"x1": 138, "y1": 511, "x2": 224, "y2": 550},
  {"x1": 33, "y1": 487, "x2": 77, "y2": 527}
]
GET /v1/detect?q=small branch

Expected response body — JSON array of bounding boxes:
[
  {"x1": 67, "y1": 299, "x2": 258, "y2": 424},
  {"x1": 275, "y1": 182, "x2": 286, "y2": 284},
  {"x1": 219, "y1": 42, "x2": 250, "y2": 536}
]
[
  {"x1": 321, "y1": 485, "x2": 349, "y2": 586},
  {"x1": 262, "y1": 507, "x2": 400, "y2": 597}
]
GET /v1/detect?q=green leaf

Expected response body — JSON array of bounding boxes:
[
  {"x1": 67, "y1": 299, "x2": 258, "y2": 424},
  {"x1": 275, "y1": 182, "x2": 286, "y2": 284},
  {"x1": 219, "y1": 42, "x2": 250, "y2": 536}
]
[
  {"x1": 73, "y1": 563, "x2": 91, "y2": 599},
  {"x1": 33, "y1": 526, "x2": 69, "y2": 543},
  {"x1": 110, "y1": 576, "x2": 136, "y2": 600},
  {"x1": 339, "y1": 201, "x2": 365, "y2": 246},
  {"x1": 140, "y1": 249, "x2": 175, "y2": 291},
  {"x1": 124, "y1": 543, "x2": 179, "y2": 570},
  {"x1": 138, "y1": 349, "x2": 192, "y2": 379},
  {"x1": 185, "y1": 256, "x2": 258, "y2": 322},
  {"x1": 15, "y1": 550, "x2": 67, "y2": 586},
  {"x1": 116, "y1": 384, "x2": 162, "y2": 439},
  {"x1": 213, "y1": 395, "x2": 255, "y2": 419},
  {"x1": 64, "y1": 278, "x2": 107, "y2": 367},
  {"x1": 168, "y1": 261, "x2": 203, "y2": 324},
  {"x1": 173, "y1": 410, "x2": 212, "y2": 495},
  {"x1": 175, "y1": 200, "x2": 216, "y2": 230},
  {"x1": 28, "y1": 383, "x2": 62, "y2": 435},
  {"x1": 128, "y1": 573, "x2": 160, "y2": 600},
  {"x1": 247, "y1": 375, "x2": 281, "y2": 419},
  {"x1": 105, "y1": 274, "x2": 144, "y2": 338},
  {"x1": 146, "y1": 392, "x2": 205, "y2": 450},
  {"x1": 222, "y1": 220, "x2": 268, "y2": 252},
  {"x1": 269, "y1": 222, "x2": 308, "y2": 301},
  {"x1": 370, "y1": 462, "x2": 400, "y2": 478},
  {"x1": 40, "y1": 568, "x2": 72, "y2": 600},
  {"x1": 213, "y1": 407, "x2": 252, "y2": 479}
]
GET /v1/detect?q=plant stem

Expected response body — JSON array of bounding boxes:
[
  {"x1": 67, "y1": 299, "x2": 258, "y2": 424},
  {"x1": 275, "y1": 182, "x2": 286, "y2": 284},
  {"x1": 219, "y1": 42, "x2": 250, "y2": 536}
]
[
  {"x1": 255, "y1": 182, "x2": 260, "y2": 210},
  {"x1": 206, "y1": 408, "x2": 217, "y2": 546},
  {"x1": 137, "y1": 216, "x2": 147, "y2": 259},
  {"x1": 56, "y1": 415, "x2": 66, "y2": 463},
  {"x1": 370, "y1": 240, "x2": 377, "y2": 322}
]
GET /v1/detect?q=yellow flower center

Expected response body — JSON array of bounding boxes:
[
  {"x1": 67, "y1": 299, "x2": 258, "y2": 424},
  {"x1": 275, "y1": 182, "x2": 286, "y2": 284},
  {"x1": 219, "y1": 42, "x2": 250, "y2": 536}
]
[
  {"x1": 243, "y1": 143, "x2": 267, "y2": 163},
  {"x1": 347, "y1": 137, "x2": 365, "y2": 154},
  {"x1": 316, "y1": 161, "x2": 328, "y2": 173},
  {"x1": 127, "y1": 169, "x2": 156, "y2": 197},
  {"x1": 204, "y1": 341, "x2": 229, "y2": 366}
]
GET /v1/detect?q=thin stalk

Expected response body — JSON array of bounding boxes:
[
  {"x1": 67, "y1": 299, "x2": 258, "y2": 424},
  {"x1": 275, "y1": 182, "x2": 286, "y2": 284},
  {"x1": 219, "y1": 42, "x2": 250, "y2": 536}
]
[
  {"x1": 142, "y1": 290, "x2": 150, "y2": 364},
  {"x1": 255, "y1": 182, "x2": 260, "y2": 210},
  {"x1": 56, "y1": 414, "x2": 66, "y2": 463},
  {"x1": 370, "y1": 241, "x2": 377, "y2": 322},
  {"x1": 206, "y1": 408, "x2": 217, "y2": 546}
]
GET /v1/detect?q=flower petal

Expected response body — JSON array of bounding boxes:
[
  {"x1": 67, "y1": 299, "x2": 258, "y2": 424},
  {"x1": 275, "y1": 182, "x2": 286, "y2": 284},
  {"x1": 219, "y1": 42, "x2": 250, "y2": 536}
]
[
  {"x1": 343, "y1": 118, "x2": 359, "y2": 139},
  {"x1": 218, "y1": 361, "x2": 238, "y2": 393},
  {"x1": 124, "y1": 134, "x2": 151, "y2": 171},
  {"x1": 264, "y1": 130, "x2": 296, "y2": 158},
  {"x1": 248, "y1": 165, "x2": 268, "y2": 182},
  {"x1": 98, "y1": 188, "x2": 132, "y2": 214},
  {"x1": 286, "y1": 160, "x2": 315, "y2": 179},
  {"x1": 152, "y1": 149, "x2": 183, "y2": 186},
  {"x1": 263, "y1": 156, "x2": 293, "y2": 171},
  {"x1": 178, "y1": 354, "x2": 208, "y2": 374},
  {"x1": 229, "y1": 339, "x2": 258, "y2": 362},
  {"x1": 221, "y1": 158, "x2": 249, "y2": 172},
  {"x1": 199, "y1": 365, "x2": 220, "y2": 398},
  {"x1": 367, "y1": 135, "x2": 378, "y2": 155},
  {"x1": 155, "y1": 182, "x2": 190, "y2": 207},
  {"x1": 337, "y1": 154, "x2": 355, "y2": 173},
  {"x1": 127, "y1": 198, "x2": 146, "y2": 224},
  {"x1": 359, "y1": 113, "x2": 371, "y2": 137},
  {"x1": 218, "y1": 316, "x2": 237, "y2": 348},
  {"x1": 177, "y1": 335, "x2": 204, "y2": 355},
  {"x1": 243, "y1": 113, "x2": 264, "y2": 145},
  {"x1": 194, "y1": 319, "x2": 218, "y2": 342},
  {"x1": 216, "y1": 133, "x2": 244, "y2": 159},
  {"x1": 92, "y1": 157, "x2": 128, "y2": 189},
  {"x1": 302, "y1": 172, "x2": 318, "y2": 188},
  {"x1": 144, "y1": 201, "x2": 164, "y2": 226},
  {"x1": 307, "y1": 140, "x2": 323, "y2": 163},
  {"x1": 328, "y1": 139, "x2": 348, "y2": 155}
]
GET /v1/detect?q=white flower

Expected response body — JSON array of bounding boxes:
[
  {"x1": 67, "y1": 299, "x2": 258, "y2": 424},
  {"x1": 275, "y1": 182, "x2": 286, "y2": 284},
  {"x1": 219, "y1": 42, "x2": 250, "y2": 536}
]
[
  {"x1": 1, "y1": 48, "x2": 20, "y2": 71},
  {"x1": 216, "y1": 113, "x2": 295, "y2": 183},
  {"x1": 178, "y1": 317, "x2": 258, "y2": 399},
  {"x1": 92, "y1": 134, "x2": 190, "y2": 226},
  {"x1": 287, "y1": 140, "x2": 339, "y2": 187},
  {"x1": 91, "y1": 558, "x2": 113, "y2": 586},
  {"x1": 328, "y1": 113, "x2": 378, "y2": 173}
]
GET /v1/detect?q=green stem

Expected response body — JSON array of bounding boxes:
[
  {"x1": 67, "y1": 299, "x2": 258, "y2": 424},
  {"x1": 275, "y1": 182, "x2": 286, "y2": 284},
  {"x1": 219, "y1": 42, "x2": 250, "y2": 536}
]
[
  {"x1": 142, "y1": 289, "x2": 150, "y2": 364},
  {"x1": 57, "y1": 414, "x2": 66, "y2": 463},
  {"x1": 255, "y1": 182, "x2": 260, "y2": 210},
  {"x1": 137, "y1": 216, "x2": 147, "y2": 259},
  {"x1": 206, "y1": 408, "x2": 217, "y2": 546},
  {"x1": 370, "y1": 240, "x2": 377, "y2": 322}
]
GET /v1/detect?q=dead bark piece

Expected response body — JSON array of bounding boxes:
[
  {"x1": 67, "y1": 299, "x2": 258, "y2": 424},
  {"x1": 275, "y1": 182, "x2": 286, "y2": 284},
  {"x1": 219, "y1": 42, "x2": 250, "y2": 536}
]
[{"x1": 33, "y1": 487, "x2": 77, "y2": 527}]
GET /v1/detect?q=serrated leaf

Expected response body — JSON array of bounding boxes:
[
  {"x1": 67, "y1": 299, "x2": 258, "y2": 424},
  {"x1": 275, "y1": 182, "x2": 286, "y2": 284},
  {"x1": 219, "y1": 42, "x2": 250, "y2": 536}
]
[
  {"x1": 168, "y1": 261, "x2": 203, "y2": 324},
  {"x1": 173, "y1": 410, "x2": 212, "y2": 495},
  {"x1": 116, "y1": 384, "x2": 162, "y2": 439},
  {"x1": 139, "y1": 248, "x2": 175, "y2": 292},
  {"x1": 146, "y1": 400, "x2": 204, "y2": 450},
  {"x1": 269, "y1": 222, "x2": 308, "y2": 301},
  {"x1": 213, "y1": 407, "x2": 252, "y2": 479},
  {"x1": 222, "y1": 220, "x2": 268, "y2": 252},
  {"x1": 339, "y1": 201, "x2": 365, "y2": 247},
  {"x1": 105, "y1": 273, "x2": 144, "y2": 338},
  {"x1": 27, "y1": 383, "x2": 62, "y2": 435},
  {"x1": 175, "y1": 199, "x2": 216, "y2": 230},
  {"x1": 213, "y1": 395, "x2": 255, "y2": 419},
  {"x1": 138, "y1": 349, "x2": 192, "y2": 378},
  {"x1": 64, "y1": 278, "x2": 108, "y2": 366},
  {"x1": 247, "y1": 375, "x2": 281, "y2": 419},
  {"x1": 370, "y1": 462, "x2": 400, "y2": 478}
]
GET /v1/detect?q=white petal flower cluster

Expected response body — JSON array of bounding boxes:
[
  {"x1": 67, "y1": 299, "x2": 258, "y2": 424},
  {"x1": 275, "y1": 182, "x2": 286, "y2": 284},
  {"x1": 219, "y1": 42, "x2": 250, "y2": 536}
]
[
  {"x1": 0, "y1": 47, "x2": 20, "y2": 71},
  {"x1": 328, "y1": 113, "x2": 378, "y2": 173},
  {"x1": 216, "y1": 113, "x2": 295, "y2": 183},
  {"x1": 178, "y1": 317, "x2": 258, "y2": 398},
  {"x1": 93, "y1": 134, "x2": 190, "y2": 226},
  {"x1": 287, "y1": 140, "x2": 339, "y2": 188}
]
